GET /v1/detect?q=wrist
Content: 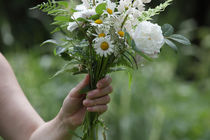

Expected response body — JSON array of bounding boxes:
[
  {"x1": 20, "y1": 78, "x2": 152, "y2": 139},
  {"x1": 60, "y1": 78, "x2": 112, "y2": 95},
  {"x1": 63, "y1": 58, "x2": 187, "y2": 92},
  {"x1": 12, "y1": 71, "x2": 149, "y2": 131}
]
[{"x1": 56, "y1": 110, "x2": 77, "y2": 131}]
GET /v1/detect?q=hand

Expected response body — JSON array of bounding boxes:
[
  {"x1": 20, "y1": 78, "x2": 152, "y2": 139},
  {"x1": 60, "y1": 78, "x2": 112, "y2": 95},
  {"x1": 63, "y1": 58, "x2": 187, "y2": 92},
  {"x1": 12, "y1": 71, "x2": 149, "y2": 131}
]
[{"x1": 58, "y1": 75, "x2": 113, "y2": 130}]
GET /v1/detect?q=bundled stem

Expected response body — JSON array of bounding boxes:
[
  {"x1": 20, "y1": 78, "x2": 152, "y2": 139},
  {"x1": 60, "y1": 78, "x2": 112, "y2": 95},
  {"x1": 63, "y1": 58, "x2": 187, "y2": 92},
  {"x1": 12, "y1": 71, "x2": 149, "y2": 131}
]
[{"x1": 82, "y1": 42, "x2": 108, "y2": 140}]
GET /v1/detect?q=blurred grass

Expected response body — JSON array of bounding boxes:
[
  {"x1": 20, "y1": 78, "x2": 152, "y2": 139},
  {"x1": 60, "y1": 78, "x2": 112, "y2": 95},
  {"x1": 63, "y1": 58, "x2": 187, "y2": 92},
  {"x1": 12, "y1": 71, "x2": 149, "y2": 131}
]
[
  {"x1": 1, "y1": 43, "x2": 210, "y2": 140},
  {"x1": 1, "y1": 0, "x2": 210, "y2": 139}
]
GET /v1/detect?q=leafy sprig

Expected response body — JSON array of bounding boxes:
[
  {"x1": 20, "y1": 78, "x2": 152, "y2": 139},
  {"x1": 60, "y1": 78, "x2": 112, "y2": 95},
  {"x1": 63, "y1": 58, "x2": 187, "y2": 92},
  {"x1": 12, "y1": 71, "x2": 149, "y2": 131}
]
[{"x1": 139, "y1": 0, "x2": 173, "y2": 21}]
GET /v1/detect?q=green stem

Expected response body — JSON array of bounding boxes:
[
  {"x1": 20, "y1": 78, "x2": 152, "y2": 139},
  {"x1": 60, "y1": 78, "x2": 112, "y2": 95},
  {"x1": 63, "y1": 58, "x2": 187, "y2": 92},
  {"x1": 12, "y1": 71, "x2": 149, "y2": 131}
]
[{"x1": 121, "y1": 0, "x2": 137, "y2": 29}]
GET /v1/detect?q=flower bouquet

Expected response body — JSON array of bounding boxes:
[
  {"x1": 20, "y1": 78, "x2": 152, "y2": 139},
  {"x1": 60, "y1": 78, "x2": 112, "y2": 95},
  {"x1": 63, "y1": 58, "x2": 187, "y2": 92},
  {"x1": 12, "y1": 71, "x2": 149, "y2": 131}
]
[{"x1": 32, "y1": 0, "x2": 190, "y2": 139}]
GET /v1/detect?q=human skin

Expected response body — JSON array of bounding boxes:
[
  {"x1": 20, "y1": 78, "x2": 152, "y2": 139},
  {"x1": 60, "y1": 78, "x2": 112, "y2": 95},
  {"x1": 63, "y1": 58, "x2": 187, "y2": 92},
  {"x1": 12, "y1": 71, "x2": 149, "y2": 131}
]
[{"x1": 0, "y1": 53, "x2": 112, "y2": 140}]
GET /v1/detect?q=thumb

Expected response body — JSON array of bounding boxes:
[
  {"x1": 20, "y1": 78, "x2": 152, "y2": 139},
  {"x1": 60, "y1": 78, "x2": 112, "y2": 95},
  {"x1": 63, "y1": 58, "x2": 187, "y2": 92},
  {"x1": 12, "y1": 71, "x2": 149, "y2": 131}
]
[{"x1": 70, "y1": 75, "x2": 90, "y2": 98}]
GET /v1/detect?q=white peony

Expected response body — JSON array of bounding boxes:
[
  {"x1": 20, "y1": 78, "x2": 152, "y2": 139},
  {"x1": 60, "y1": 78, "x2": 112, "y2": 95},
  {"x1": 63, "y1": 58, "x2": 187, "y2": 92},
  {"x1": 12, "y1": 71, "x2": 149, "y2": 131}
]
[{"x1": 132, "y1": 21, "x2": 164, "y2": 55}]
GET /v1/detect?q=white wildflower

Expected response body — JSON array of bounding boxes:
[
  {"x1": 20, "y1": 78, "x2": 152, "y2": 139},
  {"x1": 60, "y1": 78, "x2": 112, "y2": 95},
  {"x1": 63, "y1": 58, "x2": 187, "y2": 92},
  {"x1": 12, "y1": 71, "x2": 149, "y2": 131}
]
[
  {"x1": 105, "y1": 0, "x2": 116, "y2": 15},
  {"x1": 132, "y1": 21, "x2": 164, "y2": 55},
  {"x1": 133, "y1": 0, "x2": 145, "y2": 11},
  {"x1": 74, "y1": 5, "x2": 96, "y2": 19},
  {"x1": 95, "y1": 25, "x2": 110, "y2": 38},
  {"x1": 67, "y1": 22, "x2": 81, "y2": 32},
  {"x1": 67, "y1": 6, "x2": 96, "y2": 32},
  {"x1": 142, "y1": 0, "x2": 152, "y2": 3},
  {"x1": 124, "y1": 15, "x2": 139, "y2": 34},
  {"x1": 117, "y1": 0, "x2": 132, "y2": 13},
  {"x1": 94, "y1": 37, "x2": 114, "y2": 57},
  {"x1": 81, "y1": 0, "x2": 91, "y2": 8}
]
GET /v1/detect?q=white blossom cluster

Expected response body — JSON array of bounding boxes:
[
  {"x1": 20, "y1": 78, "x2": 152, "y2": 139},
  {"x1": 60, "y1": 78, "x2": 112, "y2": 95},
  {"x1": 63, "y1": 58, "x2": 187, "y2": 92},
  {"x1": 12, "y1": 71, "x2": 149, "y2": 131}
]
[{"x1": 67, "y1": 0, "x2": 164, "y2": 57}]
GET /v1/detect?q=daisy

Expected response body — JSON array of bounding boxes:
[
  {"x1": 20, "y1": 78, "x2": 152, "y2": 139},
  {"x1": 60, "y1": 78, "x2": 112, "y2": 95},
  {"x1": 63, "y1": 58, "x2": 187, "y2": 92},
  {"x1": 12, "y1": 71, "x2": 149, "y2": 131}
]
[
  {"x1": 113, "y1": 15, "x2": 126, "y2": 38},
  {"x1": 105, "y1": 0, "x2": 116, "y2": 15},
  {"x1": 117, "y1": 0, "x2": 132, "y2": 13},
  {"x1": 94, "y1": 37, "x2": 114, "y2": 57},
  {"x1": 95, "y1": 25, "x2": 110, "y2": 38}
]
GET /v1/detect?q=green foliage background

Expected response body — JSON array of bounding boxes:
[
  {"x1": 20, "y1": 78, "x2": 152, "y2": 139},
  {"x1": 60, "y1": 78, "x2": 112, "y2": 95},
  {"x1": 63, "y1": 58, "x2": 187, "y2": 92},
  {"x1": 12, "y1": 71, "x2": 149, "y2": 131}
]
[{"x1": 0, "y1": 0, "x2": 210, "y2": 140}]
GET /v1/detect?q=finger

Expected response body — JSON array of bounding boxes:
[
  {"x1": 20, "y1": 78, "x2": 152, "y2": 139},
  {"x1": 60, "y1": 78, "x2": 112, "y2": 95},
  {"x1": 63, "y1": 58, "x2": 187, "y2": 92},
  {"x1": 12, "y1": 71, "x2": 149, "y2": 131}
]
[
  {"x1": 70, "y1": 75, "x2": 89, "y2": 98},
  {"x1": 87, "y1": 85, "x2": 113, "y2": 99},
  {"x1": 96, "y1": 76, "x2": 112, "y2": 89},
  {"x1": 68, "y1": 106, "x2": 87, "y2": 128},
  {"x1": 62, "y1": 95, "x2": 84, "y2": 114},
  {"x1": 83, "y1": 95, "x2": 110, "y2": 107},
  {"x1": 87, "y1": 105, "x2": 108, "y2": 113}
]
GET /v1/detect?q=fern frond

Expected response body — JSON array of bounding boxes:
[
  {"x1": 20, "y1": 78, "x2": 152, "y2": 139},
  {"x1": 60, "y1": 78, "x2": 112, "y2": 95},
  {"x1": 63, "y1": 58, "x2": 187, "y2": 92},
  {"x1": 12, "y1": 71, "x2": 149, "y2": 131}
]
[
  {"x1": 30, "y1": 0, "x2": 69, "y2": 16},
  {"x1": 138, "y1": 0, "x2": 173, "y2": 21}
]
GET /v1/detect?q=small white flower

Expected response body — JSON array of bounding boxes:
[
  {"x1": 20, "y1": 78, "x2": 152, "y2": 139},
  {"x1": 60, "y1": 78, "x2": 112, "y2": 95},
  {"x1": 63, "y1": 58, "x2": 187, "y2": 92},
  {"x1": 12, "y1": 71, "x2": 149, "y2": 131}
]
[
  {"x1": 67, "y1": 22, "x2": 80, "y2": 32},
  {"x1": 117, "y1": 0, "x2": 132, "y2": 13},
  {"x1": 95, "y1": 25, "x2": 110, "y2": 37},
  {"x1": 124, "y1": 15, "x2": 139, "y2": 34},
  {"x1": 105, "y1": 0, "x2": 116, "y2": 15},
  {"x1": 132, "y1": 21, "x2": 164, "y2": 55},
  {"x1": 81, "y1": 0, "x2": 91, "y2": 9},
  {"x1": 142, "y1": 0, "x2": 152, "y2": 3},
  {"x1": 133, "y1": 0, "x2": 145, "y2": 11},
  {"x1": 75, "y1": 4, "x2": 87, "y2": 11},
  {"x1": 113, "y1": 15, "x2": 126, "y2": 38},
  {"x1": 73, "y1": 6, "x2": 96, "y2": 19},
  {"x1": 67, "y1": 6, "x2": 96, "y2": 32},
  {"x1": 94, "y1": 37, "x2": 114, "y2": 57},
  {"x1": 91, "y1": 19, "x2": 104, "y2": 26}
]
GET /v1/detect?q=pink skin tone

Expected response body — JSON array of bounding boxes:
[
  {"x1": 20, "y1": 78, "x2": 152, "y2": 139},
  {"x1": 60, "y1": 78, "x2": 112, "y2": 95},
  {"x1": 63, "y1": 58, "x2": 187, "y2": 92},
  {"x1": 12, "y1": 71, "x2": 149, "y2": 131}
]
[{"x1": 0, "y1": 53, "x2": 112, "y2": 140}]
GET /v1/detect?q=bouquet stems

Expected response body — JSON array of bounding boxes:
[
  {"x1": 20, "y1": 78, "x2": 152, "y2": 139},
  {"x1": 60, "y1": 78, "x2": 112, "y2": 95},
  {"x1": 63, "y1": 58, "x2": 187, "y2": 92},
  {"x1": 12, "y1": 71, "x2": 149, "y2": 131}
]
[
  {"x1": 86, "y1": 112, "x2": 99, "y2": 140},
  {"x1": 81, "y1": 43, "x2": 110, "y2": 140},
  {"x1": 83, "y1": 80, "x2": 101, "y2": 140}
]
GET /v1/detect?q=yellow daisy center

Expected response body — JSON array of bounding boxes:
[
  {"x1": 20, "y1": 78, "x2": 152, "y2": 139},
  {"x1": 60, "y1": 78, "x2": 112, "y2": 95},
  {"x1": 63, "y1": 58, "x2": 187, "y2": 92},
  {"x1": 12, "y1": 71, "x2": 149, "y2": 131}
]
[
  {"x1": 100, "y1": 42, "x2": 109, "y2": 51},
  {"x1": 107, "y1": 8, "x2": 113, "y2": 15},
  {"x1": 98, "y1": 33, "x2": 106, "y2": 38},
  {"x1": 118, "y1": 31, "x2": 125, "y2": 37},
  {"x1": 95, "y1": 19, "x2": 103, "y2": 24}
]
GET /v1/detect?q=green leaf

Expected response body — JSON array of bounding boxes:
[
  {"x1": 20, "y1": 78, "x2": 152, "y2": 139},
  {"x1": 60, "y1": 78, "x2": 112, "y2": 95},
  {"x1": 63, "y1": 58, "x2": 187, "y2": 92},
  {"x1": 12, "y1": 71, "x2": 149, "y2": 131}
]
[
  {"x1": 51, "y1": 27, "x2": 61, "y2": 33},
  {"x1": 56, "y1": 1, "x2": 69, "y2": 8},
  {"x1": 50, "y1": 63, "x2": 72, "y2": 78},
  {"x1": 108, "y1": 67, "x2": 127, "y2": 73},
  {"x1": 41, "y1": 39, "x2": 57, "y2": 46},
  {"x1": 55, "y1": 47, "x2": 66, "y2": 55},
  {"x1": 162, "y1": 24, "x2": 174, "y2": 36},
  {"x1": 60, "y1": 52, "x2": 73, "y2": 61},
  {"x1": 77, "y1": 17, "x2": 87, "y2": 22},
  {"x1": 169, "y1": 34, "x2": 191, "y2": 46},
  {"x1": 90, "y1": 14, "x2": 101, "y2": 20},
  {"x1": 164, "y1": 38, "x2": 178, "y2": 50},
  {"x1": 54, "y1": 16, "x2": 70, "y2": 22},
  {"x1": 95, "y1": 3, "x2": 107, "y2": 15}
]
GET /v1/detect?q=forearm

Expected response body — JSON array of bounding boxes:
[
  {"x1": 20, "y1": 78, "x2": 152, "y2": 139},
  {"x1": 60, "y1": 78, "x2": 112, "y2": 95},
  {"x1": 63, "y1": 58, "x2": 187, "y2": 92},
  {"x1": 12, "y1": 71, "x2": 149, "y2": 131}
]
[
  {"x1": 0, "y1": 54, "x2": 44, "y2": 140},
  {"x1": 29, "y1": 116, "x2": 73, "y2": 140}
]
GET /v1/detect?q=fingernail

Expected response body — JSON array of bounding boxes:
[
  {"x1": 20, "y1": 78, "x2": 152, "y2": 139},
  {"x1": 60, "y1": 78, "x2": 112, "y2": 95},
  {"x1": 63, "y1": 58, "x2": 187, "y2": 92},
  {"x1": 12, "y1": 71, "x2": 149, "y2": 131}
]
[
  {"x1": 87, "y1": 93, "x2": 94, "y2": 98},
  {"x1": 97, "y1": 83, "x2": 101, "y2": 88},
  {"x1": 83, "y1": 100, "x2": 88, "y2": 105},
  {"x1": 87, "y1": 107, "x2": 93, "y2": 112}
]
